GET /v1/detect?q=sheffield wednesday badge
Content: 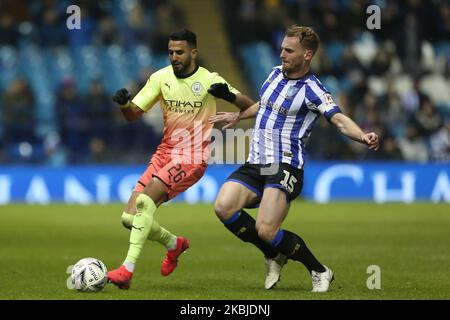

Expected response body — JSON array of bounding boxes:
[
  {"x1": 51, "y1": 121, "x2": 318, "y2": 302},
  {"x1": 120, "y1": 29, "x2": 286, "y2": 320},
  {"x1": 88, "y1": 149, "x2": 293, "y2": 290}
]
[{"x1": 286, "y1": 86, "x2": 299, "y2": 99}]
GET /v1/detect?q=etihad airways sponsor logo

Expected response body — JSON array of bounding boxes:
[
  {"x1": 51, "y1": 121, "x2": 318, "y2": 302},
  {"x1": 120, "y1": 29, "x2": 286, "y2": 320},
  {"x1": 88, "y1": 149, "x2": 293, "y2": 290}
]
[{"x1": 164, "y1": 99, "x2": 203, "y2": 108}]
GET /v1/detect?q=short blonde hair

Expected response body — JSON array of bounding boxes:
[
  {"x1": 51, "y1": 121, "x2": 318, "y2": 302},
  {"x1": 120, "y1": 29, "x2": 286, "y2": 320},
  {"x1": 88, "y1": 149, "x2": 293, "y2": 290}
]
[{"x1": 286, "y1": 25, "x2": 320, "y2": 54}]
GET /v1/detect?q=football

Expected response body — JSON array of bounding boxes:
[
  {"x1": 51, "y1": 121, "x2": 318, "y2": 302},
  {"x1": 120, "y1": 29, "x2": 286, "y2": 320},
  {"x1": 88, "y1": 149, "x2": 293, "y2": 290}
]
[{"x1": 71, "y1": 258, "x2": 108, "y2": 292}]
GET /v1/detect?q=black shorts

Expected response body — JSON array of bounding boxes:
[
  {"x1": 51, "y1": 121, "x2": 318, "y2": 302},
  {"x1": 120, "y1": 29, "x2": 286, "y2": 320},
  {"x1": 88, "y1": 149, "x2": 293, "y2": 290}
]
[{"x1": 226, "y1": 163, "x2": 304, "y2": 204}]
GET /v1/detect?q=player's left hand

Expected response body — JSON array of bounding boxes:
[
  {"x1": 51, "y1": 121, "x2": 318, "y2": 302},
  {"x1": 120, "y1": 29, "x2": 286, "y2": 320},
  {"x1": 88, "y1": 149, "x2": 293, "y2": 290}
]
[
  {"x1": 209, "y1": 112, "x2": 240, "y2": 129},
  {"x1": 362, "y1": 132, "x2": 380, "y2": 151},
  {"x1": 208, "y1": 83, "x2": 236, "y2": 102}
]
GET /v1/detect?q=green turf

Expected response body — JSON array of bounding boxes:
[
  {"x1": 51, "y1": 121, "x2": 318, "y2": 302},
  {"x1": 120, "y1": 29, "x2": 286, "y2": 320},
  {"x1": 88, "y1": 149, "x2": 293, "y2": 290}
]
[{"x1": 0, "y1": 202, "x2": 449, "y2": 300}]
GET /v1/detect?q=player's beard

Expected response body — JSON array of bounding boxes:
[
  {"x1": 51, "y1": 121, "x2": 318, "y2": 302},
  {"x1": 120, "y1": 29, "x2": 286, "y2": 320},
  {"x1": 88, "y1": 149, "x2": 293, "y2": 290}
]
[
  {"x1": 172, "y1": 57, "x2": 191, "y2": 77},
  {"x1": 282, "y1": 58, "x2": 305, "y2": 77}
]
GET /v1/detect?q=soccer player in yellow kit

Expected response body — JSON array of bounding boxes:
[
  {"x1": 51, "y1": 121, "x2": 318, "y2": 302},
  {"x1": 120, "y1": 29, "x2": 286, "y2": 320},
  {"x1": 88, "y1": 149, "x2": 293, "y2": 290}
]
[{"x1": 107, "y1": 29, "x2": 254, "y2": 289}]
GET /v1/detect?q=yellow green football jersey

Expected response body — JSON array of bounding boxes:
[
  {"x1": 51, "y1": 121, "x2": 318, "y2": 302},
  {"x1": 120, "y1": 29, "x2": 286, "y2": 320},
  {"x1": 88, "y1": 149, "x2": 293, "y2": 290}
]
[{"x1": 132, "y1": 65, "x2": 239, "y2": 152}]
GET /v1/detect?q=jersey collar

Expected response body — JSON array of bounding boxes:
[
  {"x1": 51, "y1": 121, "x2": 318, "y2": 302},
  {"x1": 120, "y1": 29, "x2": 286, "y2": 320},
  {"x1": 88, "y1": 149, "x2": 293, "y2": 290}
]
[
  {"x1": 175, "y1": 64, "x2": 200, "y2": 79},
  {"x1": 283, "y1": 70, "x2": 311, "y2": 81}
]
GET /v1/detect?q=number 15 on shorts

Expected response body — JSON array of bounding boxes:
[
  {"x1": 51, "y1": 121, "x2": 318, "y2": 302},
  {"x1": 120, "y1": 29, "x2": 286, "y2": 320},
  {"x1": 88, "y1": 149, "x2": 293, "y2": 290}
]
[{"x1": 280, "y1": 170, "x2": 297, "y2": 193}]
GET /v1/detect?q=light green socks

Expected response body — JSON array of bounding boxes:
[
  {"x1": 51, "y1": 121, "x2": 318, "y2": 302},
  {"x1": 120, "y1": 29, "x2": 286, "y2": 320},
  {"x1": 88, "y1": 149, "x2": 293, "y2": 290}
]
[
  {"x1": 125, "y1": 194, "x2": 156, "y2": 264},
  {"x1": 121, "y1": 212, "x2": 134, "y2": 229},
  {"x1": 122, "y1": 211, "x2": 177, "y2": 249},
  {"x1": 148, "y1": 221, "x2": 177, "y2": 250}
]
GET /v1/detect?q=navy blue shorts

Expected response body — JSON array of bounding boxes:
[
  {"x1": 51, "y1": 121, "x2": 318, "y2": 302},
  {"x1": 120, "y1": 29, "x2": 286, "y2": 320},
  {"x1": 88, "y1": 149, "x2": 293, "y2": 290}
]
[{"x1": 226, "y1": 163, "x2": 304, "y2": 204}]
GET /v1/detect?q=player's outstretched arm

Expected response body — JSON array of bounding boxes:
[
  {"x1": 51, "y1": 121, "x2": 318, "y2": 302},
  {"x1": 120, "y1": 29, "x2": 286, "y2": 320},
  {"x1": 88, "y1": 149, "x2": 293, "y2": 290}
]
[
  {"x1": 233, "y1": 93, "x2": 256, "y2": 111},
  {"x1": 209, "y1": 102, "x2": 259, "y2": 129},
  {"x1": 112, "y1": 88, "x2": 144, "y2": 121},
  {"x1": 208, "y1": 82, "x2": 256, "y2": 129},
  {"x1": 208, "y1": 83, "x2": 255, "y2": 111},
  {"x1": 330, "y1": 113, "x2": 380, "y2": 150},
  {"x1": 237, "y1": 101, "x2": 259, "y2": 120}
]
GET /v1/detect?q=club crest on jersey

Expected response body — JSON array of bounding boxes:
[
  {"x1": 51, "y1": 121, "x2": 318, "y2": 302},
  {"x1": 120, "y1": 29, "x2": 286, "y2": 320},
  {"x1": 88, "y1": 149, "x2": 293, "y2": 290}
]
[
  {"x1": 191, "y1": 82, "x2": 203, "y2": 95},
  {"x1": 286, "y1": 86, "x2": 299, "y2": 99}
]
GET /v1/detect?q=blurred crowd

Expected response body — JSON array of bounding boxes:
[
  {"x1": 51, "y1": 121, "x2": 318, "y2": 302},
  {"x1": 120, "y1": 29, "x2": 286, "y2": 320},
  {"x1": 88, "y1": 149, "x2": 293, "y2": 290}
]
[
  {"x1": 222, "y1": 0, "x2": 450, "y2": 162},
  {"x1": 0, "y1": 0, "x2": 183, "y2": 164},
  {"x1": 1, "y1": 0, "x2": 449, "y2": 165},
  {"x1": 0, "y1": 0, "x2": 184, "y2": 51}
]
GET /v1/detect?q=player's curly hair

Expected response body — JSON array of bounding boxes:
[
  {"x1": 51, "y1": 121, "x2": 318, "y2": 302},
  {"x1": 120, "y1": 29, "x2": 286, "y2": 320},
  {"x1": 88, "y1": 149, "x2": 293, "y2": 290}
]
[{"x1": 286, "y1": 25, "x2": 320, "y2": 54}]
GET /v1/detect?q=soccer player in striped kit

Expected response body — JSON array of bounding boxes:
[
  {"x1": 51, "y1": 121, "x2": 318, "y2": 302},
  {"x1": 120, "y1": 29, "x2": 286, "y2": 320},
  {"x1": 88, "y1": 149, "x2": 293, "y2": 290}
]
[
  {"x1": 108, "y1": 29, "x2": 255, "y2": 289},
  {"x1": 211, "y1": 25, "x2": 379, "y2": 292}
]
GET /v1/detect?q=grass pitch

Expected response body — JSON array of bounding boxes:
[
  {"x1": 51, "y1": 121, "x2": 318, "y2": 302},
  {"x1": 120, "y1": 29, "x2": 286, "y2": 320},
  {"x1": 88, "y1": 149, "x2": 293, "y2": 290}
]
[{"x1": 0, "y1": 202, "x2": 449, "y2": 300}]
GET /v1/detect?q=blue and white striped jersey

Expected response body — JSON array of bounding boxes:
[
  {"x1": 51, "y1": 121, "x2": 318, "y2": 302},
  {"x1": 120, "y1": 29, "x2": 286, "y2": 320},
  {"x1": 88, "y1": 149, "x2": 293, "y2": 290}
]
[{"x1": 248, "y1": 66, "x2": 342, "y2": 169}]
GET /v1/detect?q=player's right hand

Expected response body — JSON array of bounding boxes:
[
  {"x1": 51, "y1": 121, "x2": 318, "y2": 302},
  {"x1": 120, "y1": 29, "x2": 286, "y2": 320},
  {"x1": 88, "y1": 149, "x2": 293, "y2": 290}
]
[
  {"x1": 362, "y1": 132, "x2": 380, "y2": 151},
  {"x1": 113, "y1": 88, "x2": 132, "y2": 105},
  {"x1": 209, "y1": 112, "x2": 240, "y2": 129}
]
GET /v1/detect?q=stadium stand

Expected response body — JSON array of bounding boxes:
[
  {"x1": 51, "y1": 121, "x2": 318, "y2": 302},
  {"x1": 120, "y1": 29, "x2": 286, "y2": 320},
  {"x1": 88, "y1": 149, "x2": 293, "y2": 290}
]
[
  {"x1": 0, "y1": 0, "x2": 449, "y2": 164},
  {"x1": 0, "y1": 0, "x2": 175, "y2": 164},
  {"x1": 222, "y1": 0, "x2": 450, "y2": 162}
]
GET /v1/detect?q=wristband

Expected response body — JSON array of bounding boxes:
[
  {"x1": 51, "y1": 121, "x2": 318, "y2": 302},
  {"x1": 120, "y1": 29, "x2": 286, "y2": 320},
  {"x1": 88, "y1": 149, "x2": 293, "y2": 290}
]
[{"x1": 119, "y1": 101, "x2": 131, "y2": 109}]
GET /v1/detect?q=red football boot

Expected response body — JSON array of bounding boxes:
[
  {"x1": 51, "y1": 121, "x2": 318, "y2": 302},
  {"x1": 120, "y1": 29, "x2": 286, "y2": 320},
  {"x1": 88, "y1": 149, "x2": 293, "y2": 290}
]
[
  {"x1": 161, "y1": 237, "x2": 189, "y2": 276},
  {"x1": 108, "y1": 265, "x2": 133, "y2": 289}
]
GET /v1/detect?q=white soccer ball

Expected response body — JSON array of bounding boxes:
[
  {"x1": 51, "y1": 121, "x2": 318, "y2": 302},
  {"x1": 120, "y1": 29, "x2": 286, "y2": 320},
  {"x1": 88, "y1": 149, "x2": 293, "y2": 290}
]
[{"x1": 71, "y1": 258, "x2": 108, "y2": 292}]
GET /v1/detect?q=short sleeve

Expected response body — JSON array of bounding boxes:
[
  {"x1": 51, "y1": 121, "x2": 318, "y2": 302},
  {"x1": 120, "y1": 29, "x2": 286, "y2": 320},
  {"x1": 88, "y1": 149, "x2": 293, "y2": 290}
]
[
  {"x1": 305, "y1": 80, "x2": 341, "y2": 121},
  {"x1": 210, "y1": 73, "x2": 240, "y2": 95},
  {"x1": 132, "y1": 72, "x2": 162, "y2": 112}
]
